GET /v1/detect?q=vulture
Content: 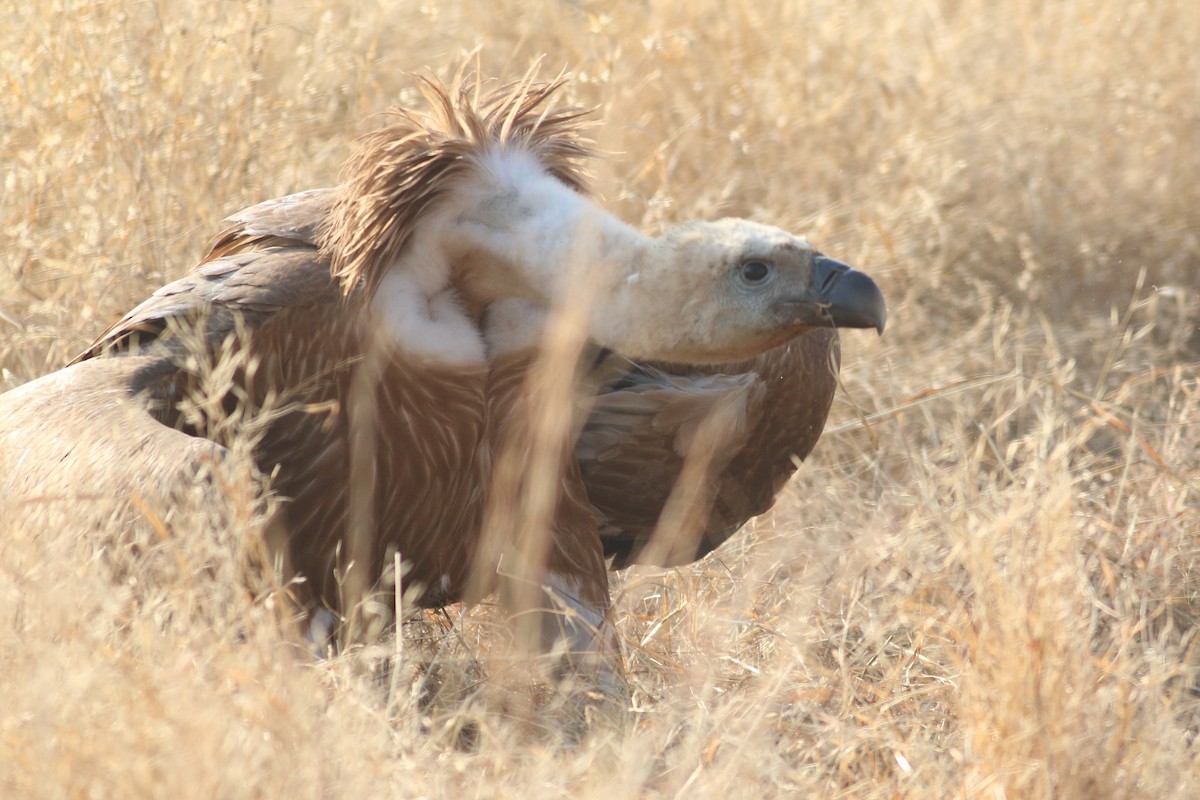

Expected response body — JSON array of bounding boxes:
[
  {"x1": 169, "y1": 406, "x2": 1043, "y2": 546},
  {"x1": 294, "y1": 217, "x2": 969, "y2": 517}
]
[{"x1": 0, "y1": 73, "x2": 885, "y2": 676}]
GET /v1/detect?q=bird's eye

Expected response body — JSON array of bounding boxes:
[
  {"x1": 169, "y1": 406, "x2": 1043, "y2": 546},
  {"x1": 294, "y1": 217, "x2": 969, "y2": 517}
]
[{"x1": 738, "y1": 260, "x2": 774, "y2": 286}]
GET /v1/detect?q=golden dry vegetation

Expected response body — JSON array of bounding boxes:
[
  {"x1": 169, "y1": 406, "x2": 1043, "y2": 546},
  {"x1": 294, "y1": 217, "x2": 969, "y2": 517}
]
[{"x1": 2, "y1": 1, "x2": 1199, "y2": 797}]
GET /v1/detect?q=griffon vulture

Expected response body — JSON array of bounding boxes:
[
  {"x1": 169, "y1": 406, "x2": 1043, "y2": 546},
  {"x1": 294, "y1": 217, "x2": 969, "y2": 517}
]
[{"x1": 0, "y1": 73, "x2": 885, "y2": 673}]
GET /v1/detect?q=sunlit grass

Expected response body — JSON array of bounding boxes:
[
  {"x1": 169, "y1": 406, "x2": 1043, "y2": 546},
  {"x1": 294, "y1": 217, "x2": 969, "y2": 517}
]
[{"x1": 2, "y1": 1, "x2": 1198, "y2": 797}]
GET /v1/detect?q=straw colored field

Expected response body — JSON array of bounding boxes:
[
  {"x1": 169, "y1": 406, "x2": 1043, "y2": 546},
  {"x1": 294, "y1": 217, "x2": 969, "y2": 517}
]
[{"x1": 2, "y1": 1, "x2": 1198, "y2": 797}]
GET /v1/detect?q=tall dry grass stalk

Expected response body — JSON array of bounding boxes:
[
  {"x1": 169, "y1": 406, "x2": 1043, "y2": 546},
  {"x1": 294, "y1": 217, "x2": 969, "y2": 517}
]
[{"x1": 2, "y1": 0, "x2": 1198, "y2": 797}]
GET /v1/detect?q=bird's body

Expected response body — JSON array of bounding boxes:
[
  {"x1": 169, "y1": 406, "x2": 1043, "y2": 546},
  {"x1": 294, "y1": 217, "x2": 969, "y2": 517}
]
[{"x1": 0, "y1": 73, "x2": 885, "y2": 674}]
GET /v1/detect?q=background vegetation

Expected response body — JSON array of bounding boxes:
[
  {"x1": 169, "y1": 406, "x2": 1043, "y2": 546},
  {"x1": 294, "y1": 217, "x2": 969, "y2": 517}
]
[{"x1": 2, "y1": 0, "x2": 1198, "y2": 796}]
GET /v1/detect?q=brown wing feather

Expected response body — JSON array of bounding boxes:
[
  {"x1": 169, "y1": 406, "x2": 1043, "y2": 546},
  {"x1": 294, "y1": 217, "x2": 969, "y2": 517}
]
[
  {"x1": 580, "y1": 328, "x2": 840, "y2": 568},
  {"x1": 204, "y1": 188, "x2": 337, "y2": 263},
  {"x1": 577, "y1": 359, "x2": 762, "y2": 560},
  {"x1": 73, "y1": 190, "x2": 338, "y2": 365}
]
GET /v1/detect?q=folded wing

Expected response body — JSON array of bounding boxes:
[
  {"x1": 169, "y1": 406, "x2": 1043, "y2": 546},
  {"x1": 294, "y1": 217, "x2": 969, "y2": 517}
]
[{"x1": 580, "y1": 329, "x2": 840, "y2": 568}]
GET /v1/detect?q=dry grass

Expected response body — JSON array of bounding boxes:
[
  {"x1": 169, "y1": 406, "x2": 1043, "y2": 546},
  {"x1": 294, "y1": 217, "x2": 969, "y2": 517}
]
[{"x1": 3, "y1": 0, "x2": 1199, "y2": 797}]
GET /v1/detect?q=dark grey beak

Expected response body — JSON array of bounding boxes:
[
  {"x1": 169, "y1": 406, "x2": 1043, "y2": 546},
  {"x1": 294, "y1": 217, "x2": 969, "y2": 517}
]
[{"x1": 811, "y1": 256, "x2": 887, "y2": 334}]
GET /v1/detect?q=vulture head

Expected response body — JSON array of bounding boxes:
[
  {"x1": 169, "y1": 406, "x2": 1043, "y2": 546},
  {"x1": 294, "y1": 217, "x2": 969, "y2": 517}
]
[{"x1": 583, "y1": 218, "x2": 886, "y2": 364}]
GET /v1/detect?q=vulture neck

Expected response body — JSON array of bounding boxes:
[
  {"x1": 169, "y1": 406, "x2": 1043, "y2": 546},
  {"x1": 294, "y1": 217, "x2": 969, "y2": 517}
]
[
  {"x1": 367, "y1": 148, "x2": 722, "y2": 364},
  {"x1": 442, "y1": 150, "x2": 676, "y2": 358}
]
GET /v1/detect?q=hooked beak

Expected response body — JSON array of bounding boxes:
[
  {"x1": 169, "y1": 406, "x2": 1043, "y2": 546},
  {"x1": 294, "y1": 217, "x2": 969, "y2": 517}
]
[{"x1": 791, "y1": 255, "x2": 887, "y2": 334}]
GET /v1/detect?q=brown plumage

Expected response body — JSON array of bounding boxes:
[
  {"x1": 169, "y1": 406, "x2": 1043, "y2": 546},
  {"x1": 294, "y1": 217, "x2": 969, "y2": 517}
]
[
  {"x1": 579, "y1": 330, "x2": 843, "y2": 570},
  {"x1": 0, "y1": 72, "x2": 885, "y2": 675}
]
